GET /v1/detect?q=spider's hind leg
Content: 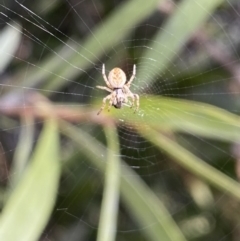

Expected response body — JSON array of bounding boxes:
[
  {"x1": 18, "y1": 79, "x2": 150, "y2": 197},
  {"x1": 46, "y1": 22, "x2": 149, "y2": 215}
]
[
  {"x1": 128, "y1": 95, "x2": 135, "y2": 109},
  {"x1": 123, "y1": 85, "x2": 133, "y2": 108}
]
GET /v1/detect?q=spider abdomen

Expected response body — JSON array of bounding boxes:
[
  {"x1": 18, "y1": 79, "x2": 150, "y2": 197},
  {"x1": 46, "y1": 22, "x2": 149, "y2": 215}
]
[{"x1": 108, "y1": 68, "x2": 127, "y2": 88}]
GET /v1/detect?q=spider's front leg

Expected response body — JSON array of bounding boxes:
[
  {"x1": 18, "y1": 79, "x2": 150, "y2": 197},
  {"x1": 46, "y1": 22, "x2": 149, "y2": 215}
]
[
  {"x1": 96, "y1": 85, "x2": 112, "y2": 92},
  {"x1": 97, "y1": 94, "x2": 112, "y2": 115}
]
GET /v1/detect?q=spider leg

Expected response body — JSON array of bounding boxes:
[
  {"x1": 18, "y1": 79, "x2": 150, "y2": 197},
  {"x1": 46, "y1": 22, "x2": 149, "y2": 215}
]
[
  {"x1": 123, "y1": 85, "x2": 130, "y2": 94},
  {"x1": 127, "y1": 94, "x2": 135, "y2": 108},
  {"x1": 102, "y1": 64, "x2": 112, "y2": 89},
  {"x1": 133, "y1": 94, "x2": 139, "y2": 112},
  {"x1": 107, "y1": 99, "x2": 113, "y2": 112},
  {"x1": 123, "y1": 85, "x2": 133, "y2": 107},
  {"x1": 123, "y1": 85, "x2": 139, "y2": 112},
  {"x1": 126, "y1": 64, "x2": 136, "y2": 88},
  {"x1": 108, "y1": 91, "x2": 117, "y2": 111},
  {"x1": 96, "y1": 86, "x2": 112, "y2": 92},
  {"x1": 97, "y1": 94, "x2": 112, "y2": 115}
]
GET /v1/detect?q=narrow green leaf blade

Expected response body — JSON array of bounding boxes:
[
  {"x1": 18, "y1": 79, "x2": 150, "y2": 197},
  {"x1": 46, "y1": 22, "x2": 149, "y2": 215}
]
[
  {"x1": 109, "y1": 95, "x2": 240, "y2": 142},
  {"x1": 0, "y1": 119, "x2": 60, "y2": 241},
  {"x1": 60, "y1": 121, "x2": 187, "y2": 241},
  {"x1": 137, "y1": 0, "x2": 225, "y2": 89},
  {"x1": 11, "y1": 115, "x2": 34, "y2": 187},
  {"x1": 138, "y1": 127, "x2": 240, "y2": 200},
  {"x1": 97, "y1": 126, "x2": 121, "y2": 241},
  {"x1": 121, "y1": 162, "x2": 187, "y2": 241}
]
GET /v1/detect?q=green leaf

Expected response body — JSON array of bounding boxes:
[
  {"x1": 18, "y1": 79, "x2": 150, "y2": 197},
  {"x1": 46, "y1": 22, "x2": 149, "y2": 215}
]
[
  {"x1": 10, "y1": 115, "x2": 34, "y2": 188},
  {"x1": 137, "y1": 0, "x2": 225, "y2": 89},
  {"x1": 121, "y1": 164, "x2": 186, "y2": 241},
  {"x1": 108, "y1": 95, "x2": 240, "y2": 142},
  {"x1": 138, "y1": 127, "x2": 240, "y2": 200},
  {"x1": 60, "y1": 121, "x2": 187, "y2": 241},
  {"x1": 97, "y1": 126, "x2": 121, "y2": 241},
  {"x1": 0, "y1": 119, "x2": 60, "y2": 241}
]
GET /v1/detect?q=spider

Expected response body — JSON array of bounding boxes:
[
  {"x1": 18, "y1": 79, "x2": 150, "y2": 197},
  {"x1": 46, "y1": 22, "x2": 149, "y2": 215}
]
[{"x1": 96, "y1": 64, "x2": 139, "y2": 115}]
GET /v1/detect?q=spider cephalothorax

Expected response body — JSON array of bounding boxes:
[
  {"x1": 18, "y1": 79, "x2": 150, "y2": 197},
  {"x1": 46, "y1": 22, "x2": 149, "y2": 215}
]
[{"x1": 96, "y1": 64, "x2": 139, "y2": 115}]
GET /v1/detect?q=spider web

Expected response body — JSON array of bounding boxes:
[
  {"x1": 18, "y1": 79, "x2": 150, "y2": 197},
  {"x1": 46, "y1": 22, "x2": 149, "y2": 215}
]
[{"x1": 0, "y1": 0, "x2": 240, "y2": 241}]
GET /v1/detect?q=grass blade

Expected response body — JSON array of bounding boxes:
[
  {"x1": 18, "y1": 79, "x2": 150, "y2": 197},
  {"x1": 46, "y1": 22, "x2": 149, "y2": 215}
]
[
  {"x1": 137, "y1": 0, "x2": 225, "y2": 89},
  {"x1": 138, "y1": 127, "x2": 240, "y2": 200},
  {"x1": 108, "y1": 95, "x2": 240, "y2": 142},
  {"x1": 60, "y1": 121, "x2": 187, "y2": 241},
  {"x1": 10, "y1": 115, "x2": 34, "y2": 188},
  {"x1": 97, "y1": 125, "x2": 121, "y2": 241},
  {"x1": 0, "y1": 119, "x2": 60, "y2": 241}
]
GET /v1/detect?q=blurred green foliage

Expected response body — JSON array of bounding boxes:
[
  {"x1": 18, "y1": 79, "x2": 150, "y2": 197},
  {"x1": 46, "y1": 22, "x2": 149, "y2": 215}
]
[{"x1": 1, "y1": 0, "x2": 240, "y2": 241}]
